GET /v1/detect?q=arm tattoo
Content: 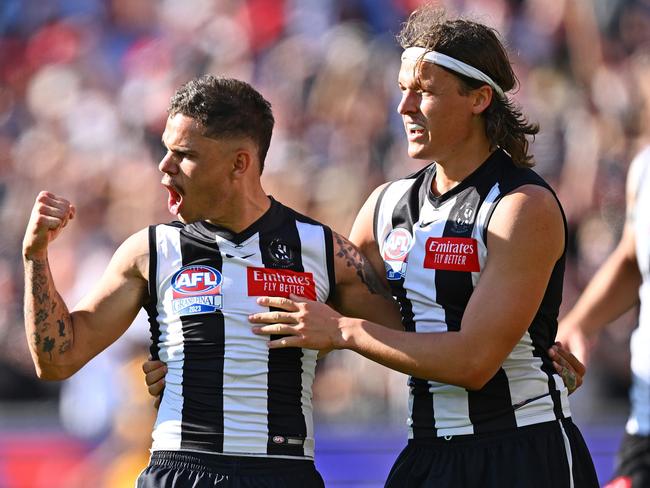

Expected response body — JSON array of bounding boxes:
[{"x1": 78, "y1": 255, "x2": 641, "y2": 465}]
[
  {"x1": 334, "y1": 233, "x2": 392, "y2": 298},
  {"x1": 24, "y1": 257, "x2": 73, "y2": 362}
]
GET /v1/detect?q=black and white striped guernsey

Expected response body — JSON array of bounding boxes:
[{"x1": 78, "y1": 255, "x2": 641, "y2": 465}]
[
  {"x1": 144, "y1": 198, "x2": 335, "y2": 459},
  {"x1": 374, "y1": 148, "x2": 571, "y2": 438}
]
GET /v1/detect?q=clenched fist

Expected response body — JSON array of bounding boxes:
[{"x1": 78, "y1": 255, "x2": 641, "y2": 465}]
[{"x1": 23, "y1": 191, "x2": 76, "y2": 259}]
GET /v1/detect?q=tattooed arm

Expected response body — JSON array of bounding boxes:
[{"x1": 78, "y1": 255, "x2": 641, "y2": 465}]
[
  {"x1": 23, "y1": 192, "x2": 148, "y2": 380},
  {"x1": 327, "y1": 232, "x2": 403, "y2": 330}
]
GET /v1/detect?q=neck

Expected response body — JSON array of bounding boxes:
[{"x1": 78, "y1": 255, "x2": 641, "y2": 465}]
[
  {"x1": 205, "y1": 183, "x2": 271, "y2": 233},
  {"x1": 431, "y1": 136, "x2": 494, "y2": 196}
]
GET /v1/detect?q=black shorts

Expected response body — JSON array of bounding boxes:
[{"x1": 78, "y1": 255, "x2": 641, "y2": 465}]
[
  {"x1": 605, "y1": 433, "x2": 650, "y2": 488},
  {"x1": 384, "y1": 418, "x2": 598, "y2": 488},
  {"x1": 136, "y1": 450, "x2": 325, "y2": 488}
]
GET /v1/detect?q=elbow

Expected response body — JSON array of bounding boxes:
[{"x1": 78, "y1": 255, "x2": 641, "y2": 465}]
[
  {"x1": 33, "y1": 363, "x2": 77, "y2": 381},
  {"x1": 454, "y1": 360, "x2": 499, "y2": 391}
]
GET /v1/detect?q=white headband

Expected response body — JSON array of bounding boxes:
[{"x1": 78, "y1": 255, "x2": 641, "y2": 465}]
[{"x1": 401, "y1": 47, "x2": 505, "y2": 99}]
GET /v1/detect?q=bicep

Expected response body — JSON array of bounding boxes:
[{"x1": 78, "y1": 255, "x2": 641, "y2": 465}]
[
  {"x1": 70, "y1": 229, "x2": 149, "y2": 362},
  {"x1": 329, "y1": 232, "x2": 403, "y2": 331},
  {"x1": 461, "y1": 186, "x2": 565, "y2": 368}
]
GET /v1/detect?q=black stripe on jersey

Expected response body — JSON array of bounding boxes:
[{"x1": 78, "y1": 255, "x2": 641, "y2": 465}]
[
  {"x1": 386, "y1": 170, "x2": 437, "y2": 438},
  {"x1": 259, "y1": 220, "x2": 307, "y2": 457},
  {"x1": 178, "y1": 230, "x2": 225, "y2": 453},
  {"x1": 322, "y1": 226, "x2": 336, "y2": 301},
  {"x1": 146, "y1": 225, "x2": 161, "y2": 361}
]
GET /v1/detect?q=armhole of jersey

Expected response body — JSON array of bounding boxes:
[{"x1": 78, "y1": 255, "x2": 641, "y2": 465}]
[
  {"x1": 147, "y1": 224, "x2": 158, "y2": 306},
  {"x1": 482, "y1": 182, "x2": 568, "y2": 258},
  {"x1": 373, "y1": 183, "x2": 392, "y2": 243},
  {"x1": 323, "y1": 225, "x2": 336, "y2": 302}
]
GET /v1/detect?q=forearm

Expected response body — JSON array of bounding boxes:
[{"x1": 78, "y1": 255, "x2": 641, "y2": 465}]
[
  {"x1": 338, "y1": 318, "x2": 489, "y2": 389},
  {"x1": 23, "y1": 255, "x2": 75, "y2": 380},
  {"x1": 563, "y1": 249, "x2": 641, "y2": 337}
]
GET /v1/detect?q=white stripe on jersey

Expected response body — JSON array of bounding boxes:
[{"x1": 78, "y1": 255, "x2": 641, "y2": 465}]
[
  {"x1": 152, "y1": 224, "x2": 184, "y2": 451},
  {"x1": 219, "y1": 235, "x2": 269, "y2": 455},
  {"x1": 558, "y1": 419, "x2": 575, "y2": 488},
  {"x1": 375, "y1": 179, "x2": 417, "y2": 241},
  {"x1": 295, "y1": 221, "x2": 326, "y2": 455}
]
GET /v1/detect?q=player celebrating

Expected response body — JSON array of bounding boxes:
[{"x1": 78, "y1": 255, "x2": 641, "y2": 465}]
[{"x1": 22, "y1": 76, "x2": 402, "y2": 488}]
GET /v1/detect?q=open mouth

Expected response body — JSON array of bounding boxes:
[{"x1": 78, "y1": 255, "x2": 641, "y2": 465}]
[
  {"x1": 164, "y1": 184, "x2": 183, "y2": 216},
  {"x1": 406, "y1": 123, "x2": 425, "y2": 139},
  {"x1": 407, "y1": 123, "x2": 426, "y2": 137}
]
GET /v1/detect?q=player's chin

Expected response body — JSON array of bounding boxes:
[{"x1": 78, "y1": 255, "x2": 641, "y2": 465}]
[{"x1": 407, "y1": 146, "x2": 432, "y2": 160}]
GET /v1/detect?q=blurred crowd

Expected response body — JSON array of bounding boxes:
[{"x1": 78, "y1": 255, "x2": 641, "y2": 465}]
[{"x1": 1, "y1": 0, "x2": 650, "y2": 486}]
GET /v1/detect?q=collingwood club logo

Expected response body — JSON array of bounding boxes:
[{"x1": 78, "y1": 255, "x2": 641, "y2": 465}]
[
  {"x1": 267, "y1": 238, "x2": 295, "y2": 268},
  {"x1": 450, "y1": 190, "x2": 480, "y2": 234}
]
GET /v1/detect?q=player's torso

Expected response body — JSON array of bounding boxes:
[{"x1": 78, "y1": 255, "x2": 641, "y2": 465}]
[
  {"x1": 375, "y1": 150, "x2": 571, "y2": 437},
  {"x1": 145, "y1": 200, "x2": 333, "y2": 459}
]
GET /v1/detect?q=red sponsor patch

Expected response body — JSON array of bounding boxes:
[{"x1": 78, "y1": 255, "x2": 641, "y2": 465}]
[
  {"x1": 247, "y1": 267, "x2": 317, "y2": 300},
  {"x1": 423, "y1": 237, "x2": 480, "y2": 272}
]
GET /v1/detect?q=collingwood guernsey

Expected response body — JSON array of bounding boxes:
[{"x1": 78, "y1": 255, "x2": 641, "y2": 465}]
[
  {"x1": 374, "y1": 148, "x2": 571, "y2": 438},
  {"x1": 144, "y1": 198, "x2": 335, "y2": 459}
]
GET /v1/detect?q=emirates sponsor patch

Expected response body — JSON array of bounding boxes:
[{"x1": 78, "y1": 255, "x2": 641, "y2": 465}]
[
  {"x1": 423, "y1": 237, "x2": 480, "y2": 272},
  {"x1": 247, "y1": 267, "x2": 317, "y2": 299}
]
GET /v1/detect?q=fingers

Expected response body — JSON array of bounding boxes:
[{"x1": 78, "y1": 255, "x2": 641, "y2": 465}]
[
  {"x1": 249, "y1": 310, "x2": 299, "y2": 325},
  {"x1": 267, "y1": 335, "x2": 302, "y2": 349},
  {"x1": 148, "y1": 378, "x2": 165, "y2": 397},
  {"x1": 553, "y1": 342, "x2": 586, "y2": 376},
  {"x1": 251, "y1": 323, "x2": 299, "y2": 336},
  {"x1": 255, "y1": 296, "x2": 301, "y2": 311},
  {"x1": 559, "y1": 363, "x2": 581, "y2": 394},
  {"x1": 143, "y1": 360, "x2": 167, "y2": 398},
  {"x1": 35, "y1": 191, "x2": 75, "y2": 224},
  {"x1": 142, "y1": 359, "x2": 166, "y2": 374},
  {"x1": 24, "y1": 192, "x2": 75, "y2": 257},
  {"x1": 549, "y1": 343, "x2": 583, "y2": 394}
]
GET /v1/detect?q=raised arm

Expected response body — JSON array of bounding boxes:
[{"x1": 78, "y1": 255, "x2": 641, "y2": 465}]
[
  {"x1": 557, "y1": 151, "x2": 644, "y2": 364},
  {"x1": 23, "y1": 191, "x2": 149, "y2": 380}
]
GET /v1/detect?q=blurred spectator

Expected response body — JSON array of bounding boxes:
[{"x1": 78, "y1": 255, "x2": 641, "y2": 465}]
[{"x1": 2, "y1": 0, "x2": 650, "y2": 484}]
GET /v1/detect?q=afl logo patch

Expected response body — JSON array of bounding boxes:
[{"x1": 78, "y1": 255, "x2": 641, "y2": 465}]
[
  {"x1": 171, "y1": 265, "x2": 223, "y2": 315},
  {"x1": 272, "y1": 435, "x2": 285, "y2": 444},
  {"x1": 383, "y1": 228, "x2": 413, "y2": 260},
  {"x1": 383, "y1": 228, "x2": 413, "y2": 280}
]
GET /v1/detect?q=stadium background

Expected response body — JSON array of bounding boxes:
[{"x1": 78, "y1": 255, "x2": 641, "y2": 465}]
[{"x1": 0, "y1": 0, "x2": 648, "y2": 486}]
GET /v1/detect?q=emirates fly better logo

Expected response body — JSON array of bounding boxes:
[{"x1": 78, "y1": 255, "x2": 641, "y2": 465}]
[
  {"x1": 247, "y1": 267, "x2": 317, "y2": 300},
  {"x1": 423, "y1": 237, "x2": 480, "y2": 272},
  {"x1": 171, "y1": 265, "x2": 223, "y2": 315}
]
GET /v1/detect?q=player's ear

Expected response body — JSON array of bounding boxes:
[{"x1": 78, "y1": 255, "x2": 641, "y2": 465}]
[
  {"x1": 470, "y1": 85, "x2": 493, "y2": 115},
  {"x1": 232, "y1": 150, "x2": 253, "y2": 178}
]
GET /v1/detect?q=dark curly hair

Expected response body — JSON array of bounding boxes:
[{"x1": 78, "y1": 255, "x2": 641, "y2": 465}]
[
  {"x1": 397, "y1": 6, "x2": 539, "y2": 167},
  {"x1": 168, "y1": 75, "x2": 275, "y2": 173}
]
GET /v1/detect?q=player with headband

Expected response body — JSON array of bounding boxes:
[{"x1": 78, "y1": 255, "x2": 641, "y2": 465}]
[{"x1": 249, "y1": 5, "x2": 599, "y2": 487}]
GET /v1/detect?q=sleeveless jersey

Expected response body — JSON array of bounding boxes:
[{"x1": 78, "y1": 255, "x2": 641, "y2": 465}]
[
  {"x1": 627, "y1": 146, "x2": 650, "y2": 436},
  {"x1": 144, "y1": 198, "x2": 335, "y2": 459},
  {"x1": 374, "y1": 149, "x2": 571, "y2": 438}
]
